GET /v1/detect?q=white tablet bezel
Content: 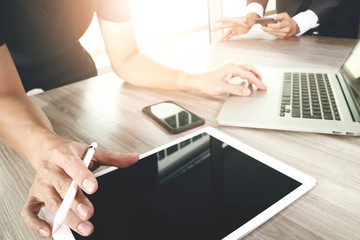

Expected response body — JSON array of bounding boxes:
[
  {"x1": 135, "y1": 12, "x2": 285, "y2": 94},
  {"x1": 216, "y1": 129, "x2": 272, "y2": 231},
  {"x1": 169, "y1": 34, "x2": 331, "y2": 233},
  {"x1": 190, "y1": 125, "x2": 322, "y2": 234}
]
[{"x1": 43, "y1": 127, "x2": 316, "y2": 240}]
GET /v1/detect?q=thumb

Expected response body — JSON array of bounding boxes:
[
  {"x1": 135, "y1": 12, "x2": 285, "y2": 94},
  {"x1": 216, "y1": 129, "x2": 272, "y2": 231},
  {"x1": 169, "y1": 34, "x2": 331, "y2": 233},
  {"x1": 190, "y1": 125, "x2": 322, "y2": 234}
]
[
  {"x1": 21, "y1": 194, "x2": 51, "y2": 237},
  {"x1": 223, "y1": 82, "x2": 252, "y2": 96},
  {"x1": 92, "y1": 148, "x2": 139, "y2": 168}
]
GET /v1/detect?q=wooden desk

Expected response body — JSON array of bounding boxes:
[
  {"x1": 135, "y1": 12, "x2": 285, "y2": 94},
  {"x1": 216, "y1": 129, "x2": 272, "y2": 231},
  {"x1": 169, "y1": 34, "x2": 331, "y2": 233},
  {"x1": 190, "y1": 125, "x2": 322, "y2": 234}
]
[{"x1": 1, "y1": 36, "x2": 360, "y2": 240}]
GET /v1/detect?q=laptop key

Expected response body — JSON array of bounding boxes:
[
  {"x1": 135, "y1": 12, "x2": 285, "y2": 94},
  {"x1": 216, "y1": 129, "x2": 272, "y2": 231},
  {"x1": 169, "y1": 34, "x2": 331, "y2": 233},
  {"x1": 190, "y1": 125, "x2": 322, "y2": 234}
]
[
  {"x1": 282, "y1": 81, "x2": 291, "y2": 97},
  {"x1": 292, "y1": 108, "x2": 301, "y2": 117},
  {"x1": 324, "y1": 114, "x2": 334, "y2": 120}
]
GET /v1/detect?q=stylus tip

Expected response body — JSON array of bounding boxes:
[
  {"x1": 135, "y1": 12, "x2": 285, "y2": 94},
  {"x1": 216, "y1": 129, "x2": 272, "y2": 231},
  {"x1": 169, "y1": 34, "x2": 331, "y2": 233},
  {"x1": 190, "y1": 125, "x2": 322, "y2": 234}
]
[{"x1": 52, "y1": 223, "x2": 60, "y2": 235}]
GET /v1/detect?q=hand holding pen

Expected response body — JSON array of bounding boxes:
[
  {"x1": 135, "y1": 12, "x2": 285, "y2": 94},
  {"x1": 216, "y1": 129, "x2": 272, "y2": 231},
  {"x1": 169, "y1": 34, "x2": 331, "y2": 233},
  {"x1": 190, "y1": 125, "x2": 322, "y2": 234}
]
[
  {"x1": 52, "y1": 142, "x2": 98, "y2": 234},
  {"x1": 21, "y1": 140, "x2": 139, "y2": 237}
]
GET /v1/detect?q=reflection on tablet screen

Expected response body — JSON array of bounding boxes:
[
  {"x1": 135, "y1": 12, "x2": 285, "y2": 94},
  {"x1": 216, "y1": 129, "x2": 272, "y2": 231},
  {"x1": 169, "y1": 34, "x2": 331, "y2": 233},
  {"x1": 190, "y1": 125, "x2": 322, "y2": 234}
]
[{"x1": 72, "y1": 133, "x2": 302, "y2": 240}]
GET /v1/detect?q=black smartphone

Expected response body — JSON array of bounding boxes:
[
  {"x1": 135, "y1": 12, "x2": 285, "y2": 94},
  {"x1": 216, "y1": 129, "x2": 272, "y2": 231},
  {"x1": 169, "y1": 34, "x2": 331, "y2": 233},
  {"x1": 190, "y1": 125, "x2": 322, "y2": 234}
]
[
  {"x1": 255, "y1": 17, "x2": 278, "y2": 26},
  {"x1": 142, "y1": 101, "x2": 205, "y2": 134}
]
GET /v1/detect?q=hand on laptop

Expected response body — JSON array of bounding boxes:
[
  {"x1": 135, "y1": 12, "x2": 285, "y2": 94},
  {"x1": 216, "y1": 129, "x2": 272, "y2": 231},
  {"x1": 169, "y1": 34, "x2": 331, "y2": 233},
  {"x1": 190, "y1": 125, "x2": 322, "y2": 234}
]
[
  {"x1": 186, "y1": 63, "x2": 266, "y2": 96},
  {"x1": 20, "y1": 139, "x2": 138, "y2": 237}
]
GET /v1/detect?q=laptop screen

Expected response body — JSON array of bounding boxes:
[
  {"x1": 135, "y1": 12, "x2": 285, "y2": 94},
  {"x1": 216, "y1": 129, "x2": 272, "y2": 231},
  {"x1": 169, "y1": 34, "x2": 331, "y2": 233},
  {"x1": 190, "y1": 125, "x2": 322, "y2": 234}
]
[
  {"x1": 341, "y1": 40, "x2": 360, "y2": 112},
  {"x1": 343, "y1": 41, "x2": 360, "y2": 80}
]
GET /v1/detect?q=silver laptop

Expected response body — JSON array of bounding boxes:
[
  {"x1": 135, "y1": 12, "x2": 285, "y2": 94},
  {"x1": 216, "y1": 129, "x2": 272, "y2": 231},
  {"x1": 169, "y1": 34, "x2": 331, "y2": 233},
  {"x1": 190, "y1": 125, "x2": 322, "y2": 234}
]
[{"x1": 217, "y1": 40, "x2": 360, "y2": 136}]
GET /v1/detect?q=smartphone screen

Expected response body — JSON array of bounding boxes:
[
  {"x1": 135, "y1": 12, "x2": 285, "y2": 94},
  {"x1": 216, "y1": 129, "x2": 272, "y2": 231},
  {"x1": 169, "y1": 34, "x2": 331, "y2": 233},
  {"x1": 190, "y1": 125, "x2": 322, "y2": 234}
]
[{"x1": 142, "y1": 101, "x2": 205, "y2": 134}]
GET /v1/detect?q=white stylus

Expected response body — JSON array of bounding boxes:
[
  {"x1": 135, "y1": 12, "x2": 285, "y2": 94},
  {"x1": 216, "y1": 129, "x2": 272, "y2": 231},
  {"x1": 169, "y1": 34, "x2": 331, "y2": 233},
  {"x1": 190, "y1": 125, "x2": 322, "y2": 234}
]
[{"x1": 52, "y1": 142, "x2": 97, "y2": 235}]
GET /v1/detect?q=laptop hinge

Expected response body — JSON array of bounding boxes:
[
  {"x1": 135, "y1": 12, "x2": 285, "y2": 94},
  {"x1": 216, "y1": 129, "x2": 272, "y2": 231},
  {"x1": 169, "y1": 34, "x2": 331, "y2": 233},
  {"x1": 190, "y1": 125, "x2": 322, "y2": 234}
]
[{"x1": 336, "y1": 73, "x2": 360, "y2": 122}]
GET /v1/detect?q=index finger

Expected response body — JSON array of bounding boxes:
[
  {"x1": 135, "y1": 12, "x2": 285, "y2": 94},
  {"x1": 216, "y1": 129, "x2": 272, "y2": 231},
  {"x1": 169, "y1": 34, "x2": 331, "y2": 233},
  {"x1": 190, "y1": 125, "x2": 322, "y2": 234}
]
[
  {"x1": 265, "y1": 22, "x2": 283, "y2": 29},
  {"x1": 238, "y1": 65, "x2": 267, "y2": 90},
  {"x1": 242, "y1": 64, "x2": 262, "y2": 81},
  {"x1": 216, "y1": 17, "x2": 239, "y2": 23},
  {"x1": 56, "y1": 150, "x2": 98, "y2": 195},
  {"x1": 216, "y1": 17, "x2": 251, "y2": 27},
  {"x1": 212, "y1": 23, "x2": 232, "y2": 32}
]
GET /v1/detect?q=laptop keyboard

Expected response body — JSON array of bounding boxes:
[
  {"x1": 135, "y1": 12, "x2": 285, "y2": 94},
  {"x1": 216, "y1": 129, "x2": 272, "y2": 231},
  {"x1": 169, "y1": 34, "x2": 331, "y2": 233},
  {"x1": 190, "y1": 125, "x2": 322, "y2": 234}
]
[{"x1": 280, "y1": 72, "x2": 341, "y2": 120}]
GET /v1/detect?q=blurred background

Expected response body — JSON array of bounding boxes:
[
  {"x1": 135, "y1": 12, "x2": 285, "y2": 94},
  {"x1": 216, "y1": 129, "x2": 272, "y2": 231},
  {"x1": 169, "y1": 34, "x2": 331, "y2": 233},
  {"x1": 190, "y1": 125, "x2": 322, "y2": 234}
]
[{"x1": 80, "y1": 0, "x2": 276, "y2": 74}]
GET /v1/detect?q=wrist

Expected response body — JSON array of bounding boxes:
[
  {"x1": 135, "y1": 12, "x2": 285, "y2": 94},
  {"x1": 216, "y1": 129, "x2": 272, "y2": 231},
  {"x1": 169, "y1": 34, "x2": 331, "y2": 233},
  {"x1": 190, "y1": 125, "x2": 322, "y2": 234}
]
[
  {"x1": 177, "y1": 71, "x2": 194, "y2": 91},
  {"x1": 180, "y1": 71, "x2": 206, "y2": 93},
  {"x1": 26, "y1": 129, "x2": 65, "y2": 169},
  {"x1": 246, "y1": 12, "x2": 260, "y2": 25}
]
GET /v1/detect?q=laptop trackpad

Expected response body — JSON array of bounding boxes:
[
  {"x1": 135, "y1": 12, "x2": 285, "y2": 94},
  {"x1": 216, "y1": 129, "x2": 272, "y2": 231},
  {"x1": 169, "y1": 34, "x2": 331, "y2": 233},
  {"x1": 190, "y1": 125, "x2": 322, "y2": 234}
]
[{"x1": 218, "y1": 70, "x2": 283, "y2": 125}]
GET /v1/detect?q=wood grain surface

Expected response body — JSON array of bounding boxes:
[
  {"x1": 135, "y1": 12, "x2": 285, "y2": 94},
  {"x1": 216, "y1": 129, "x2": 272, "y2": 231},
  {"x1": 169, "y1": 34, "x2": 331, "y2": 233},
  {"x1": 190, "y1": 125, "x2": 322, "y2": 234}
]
[{"x1": 1, "y1": 36, "x2": 359, "y2": 240}]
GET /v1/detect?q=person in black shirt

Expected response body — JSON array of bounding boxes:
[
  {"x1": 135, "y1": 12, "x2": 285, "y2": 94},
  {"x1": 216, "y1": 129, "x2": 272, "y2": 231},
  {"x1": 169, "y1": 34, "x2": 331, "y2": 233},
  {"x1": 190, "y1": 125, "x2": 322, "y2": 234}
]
[{"x1": 0, "y1": 0, "x2": 266, "y2": 238}]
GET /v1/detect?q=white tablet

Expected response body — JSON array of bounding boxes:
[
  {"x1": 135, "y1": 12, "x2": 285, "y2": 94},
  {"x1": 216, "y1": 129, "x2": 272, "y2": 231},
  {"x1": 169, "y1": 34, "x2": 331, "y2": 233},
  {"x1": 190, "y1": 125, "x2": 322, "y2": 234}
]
[{"x1": 43, "y1": 127, "x2": 316, "y2": 240}]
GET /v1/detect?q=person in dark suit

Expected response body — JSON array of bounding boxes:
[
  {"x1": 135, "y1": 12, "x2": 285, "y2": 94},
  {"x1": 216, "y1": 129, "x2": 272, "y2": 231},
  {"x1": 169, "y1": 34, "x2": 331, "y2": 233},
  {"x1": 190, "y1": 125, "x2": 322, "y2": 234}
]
[{"x1": 214, "y1": 0, "x2": 360, "y2": 39}]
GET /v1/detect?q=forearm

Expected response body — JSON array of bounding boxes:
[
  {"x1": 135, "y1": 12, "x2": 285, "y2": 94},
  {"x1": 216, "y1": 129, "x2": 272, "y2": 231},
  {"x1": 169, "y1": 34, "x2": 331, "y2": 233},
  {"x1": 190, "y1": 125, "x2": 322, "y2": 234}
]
[
  {"x1": 0, "y1": 45, "x2": 60, "y2": 169},
  {"x1": 99, "y1": 18, "x2": 265, "y2": 97},
  {"x1": 0, "y1": 93, "x2": 59, "y2": 169},
  {"x1": 112, "y1": 52, "x2": 192, "y2": 91},
  {"x1": 99, "y1": 19, "x2": 196, "y2": 92}
]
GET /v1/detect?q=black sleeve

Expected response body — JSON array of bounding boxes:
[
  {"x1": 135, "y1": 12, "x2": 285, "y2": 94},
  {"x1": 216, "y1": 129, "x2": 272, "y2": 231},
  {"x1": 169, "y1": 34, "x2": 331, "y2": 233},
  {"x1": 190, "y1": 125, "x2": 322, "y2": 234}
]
[
  {"x1": 0, "y1": 15, "x2": 4, "y2": 46},
  {"x1": 0, "y1": 35, "x2": 4, "y2": 47},
  {"x1": 308, "y1": 0, "x2": 342, "y2": 23},
  {"x1": 0, "y1": 0, "x2": 4, "y2": 46},
  {"x1": 96, "y1": 0, "x2": 132, "y2": 22}
]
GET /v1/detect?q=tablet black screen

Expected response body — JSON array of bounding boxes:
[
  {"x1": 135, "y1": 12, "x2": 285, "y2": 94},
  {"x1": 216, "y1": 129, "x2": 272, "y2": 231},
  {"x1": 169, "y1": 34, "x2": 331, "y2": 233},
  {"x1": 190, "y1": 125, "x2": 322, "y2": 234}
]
[{"x1": 73, "y1": 133, "x2": 301, "y2": 240}]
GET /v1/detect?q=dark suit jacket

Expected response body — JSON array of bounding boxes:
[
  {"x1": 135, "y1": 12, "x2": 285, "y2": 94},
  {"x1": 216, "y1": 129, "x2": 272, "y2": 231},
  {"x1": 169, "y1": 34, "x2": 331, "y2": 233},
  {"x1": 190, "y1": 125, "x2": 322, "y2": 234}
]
[{"x1": 247, "y1": 0, "x2": 360, "y2": 38}]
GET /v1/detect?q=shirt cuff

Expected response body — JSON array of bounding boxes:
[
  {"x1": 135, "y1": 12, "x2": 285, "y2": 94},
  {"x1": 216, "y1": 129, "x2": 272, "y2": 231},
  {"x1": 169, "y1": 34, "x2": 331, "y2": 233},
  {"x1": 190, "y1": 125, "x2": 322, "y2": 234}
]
[
  {"x1": 245, "y1": 3, "x2": 264, "y2": 18},
  {"x1": 292, "y1": 10, "x2": 319, "y2": 36}
]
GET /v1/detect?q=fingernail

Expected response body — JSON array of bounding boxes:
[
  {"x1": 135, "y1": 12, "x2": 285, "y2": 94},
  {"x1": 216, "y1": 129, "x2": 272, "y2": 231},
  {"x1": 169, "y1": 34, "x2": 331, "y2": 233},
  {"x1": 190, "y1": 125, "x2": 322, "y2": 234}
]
[
  {"x1": 83, "y1": 179, "x2": 96, "y2": 193},
  {"x1": 78, "y1": 222, "x2": 92, "y2": 236},
  {"x1": 242, "y1": 88, "x2": 251, "y2": 95},
  {"x1": 39, "y1": 228, "x2": 50, "y2": 237},
  {"x1": 77, "y1": 203, "x2": 90, "y2": 218}
]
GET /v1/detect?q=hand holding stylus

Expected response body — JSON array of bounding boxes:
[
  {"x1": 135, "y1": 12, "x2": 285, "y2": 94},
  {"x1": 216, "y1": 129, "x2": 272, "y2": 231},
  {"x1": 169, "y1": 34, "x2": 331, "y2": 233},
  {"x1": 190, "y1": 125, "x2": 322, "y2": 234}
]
[
  {"x1": 21, "y1": 140, "x2": 139, "y2": 237},
  {"x1": 52, "y1": 142, "x2": 97, "y2": 234}
]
